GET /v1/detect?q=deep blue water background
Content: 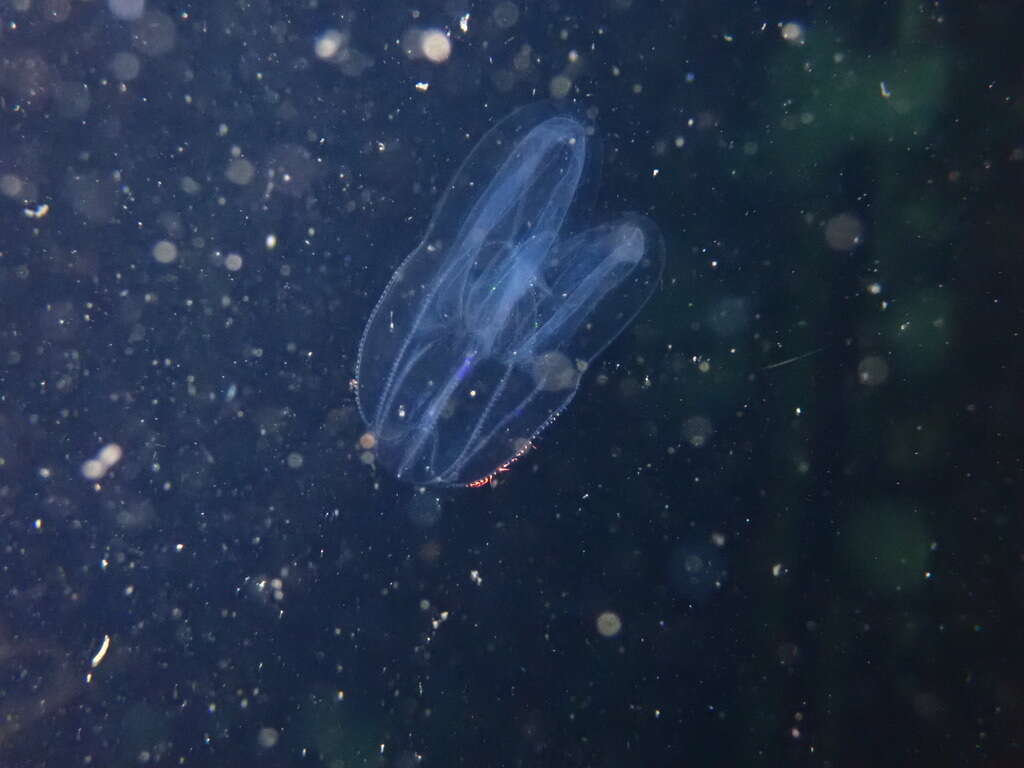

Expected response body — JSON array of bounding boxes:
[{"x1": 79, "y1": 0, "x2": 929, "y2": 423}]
[{"x1": 0, "y1": 1, "x2": 1021, "y2": 766}]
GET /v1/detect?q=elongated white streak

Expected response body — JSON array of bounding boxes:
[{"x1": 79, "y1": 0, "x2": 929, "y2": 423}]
[{"x1": 91, "y1": 634, "x2": 111, "y2": 668}]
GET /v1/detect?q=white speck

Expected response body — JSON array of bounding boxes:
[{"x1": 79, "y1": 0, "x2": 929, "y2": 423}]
[
  {"x1": 23, "y1": 203, "x2": 50, "y2": 218},
  {"x1": 90, "y1": 634, "x2": 111, "y2": 668}
]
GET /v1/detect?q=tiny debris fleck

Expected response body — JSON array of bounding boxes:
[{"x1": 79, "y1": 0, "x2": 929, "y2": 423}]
[
  {"x1": 91, "y1": 634, "x2": 111, "y2": 668},
  {"x1": 24, "y1": 203, "x2": 50, "y2": 218}
]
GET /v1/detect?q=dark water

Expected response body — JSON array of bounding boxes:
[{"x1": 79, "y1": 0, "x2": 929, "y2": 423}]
[{"x1": 1, "y1": 1, "x2": 1021, "y2": 766}]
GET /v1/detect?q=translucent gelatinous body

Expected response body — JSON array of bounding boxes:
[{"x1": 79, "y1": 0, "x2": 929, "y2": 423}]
[{"x1": 356, "y1": 103, "x2": 664, "y2": 486}]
